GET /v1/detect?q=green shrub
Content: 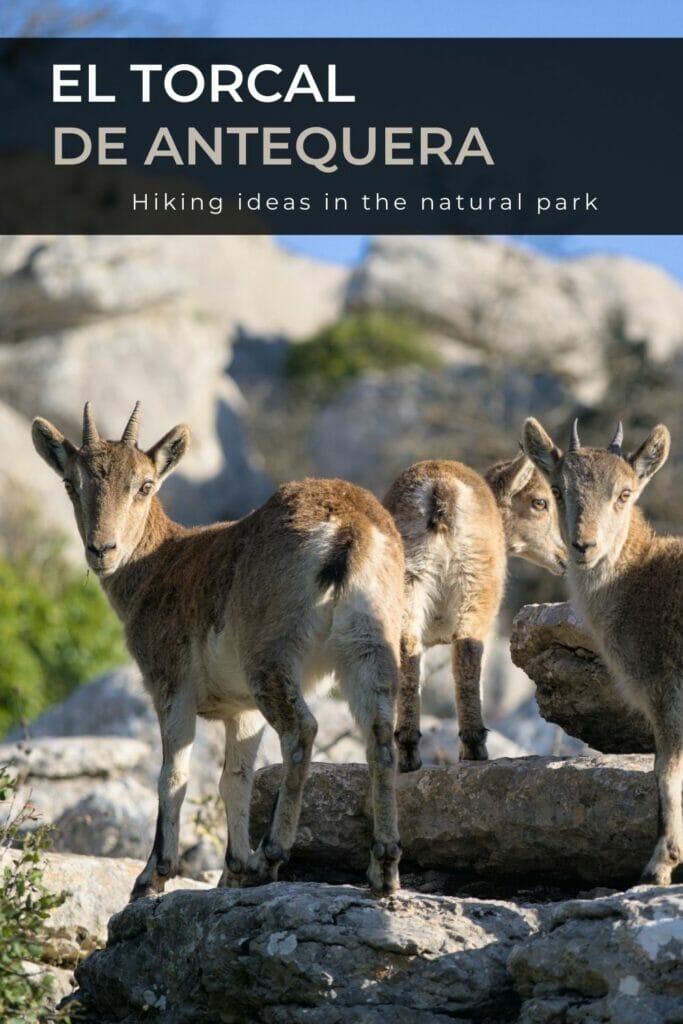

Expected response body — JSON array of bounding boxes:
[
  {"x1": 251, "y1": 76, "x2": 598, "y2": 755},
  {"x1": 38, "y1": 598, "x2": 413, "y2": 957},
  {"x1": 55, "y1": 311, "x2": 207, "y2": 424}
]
[
  {"x1": 287, "y1": 311, "x2": 441, "y2": 388},
  {"x1": 0, "y1": 501, "x2": 127, "y2": 737},
  {"x1": 0, "y1": 767, "x2": 69, "y2": 1023}
]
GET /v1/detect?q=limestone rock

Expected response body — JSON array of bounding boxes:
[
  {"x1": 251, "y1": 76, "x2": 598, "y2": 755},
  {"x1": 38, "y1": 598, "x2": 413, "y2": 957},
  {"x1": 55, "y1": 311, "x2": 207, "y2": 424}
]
[
  {"x1": 2, "y1": 849, "x2": 209, "y2": 967},
  {"x1": 0, "y1": 234, "x2": 347, "y2": 342},
  {"x1": 511, "y1": 602, "x2": 654, "y2": 753},
  {"x1": 0, "y1": 308, "x2": 270, "y2": 523},
  {"x1": 0, "y1": 734, "x2": 157, "y2": 841},
  {"x1": 0, "y1": 735, "x2": 149, "y2": 780},
  {"x1": 20, "y1": 959, "x2": 75, "y2": 1009},
  {"x1": 71, "y1": 881, "x2": 683, "y2": 1024},
  {"x1": 308, "y1": 362, "x2": 571, "y2": 494},
  {"x1": 0, "y1": 400, "x2": 81, "y2": 560},
  {"x1": 347, "y1": 236, "x2": 683, "y2": 404},
  {"x1": 510, "y1": 885, "x2": 683, "y2": 1023},
  {"x1": 52, "y1": 779, "x2": 158, "y2": 860},
  {"x1": 252, "y1": 758, "x2": 660, "y2": 887},
  {"x1": 0, "y1": 236, "x2": 183, "y2": 336},
  {"x1": 73, "y1": 882, "x2": 540, "y2": 1023}
]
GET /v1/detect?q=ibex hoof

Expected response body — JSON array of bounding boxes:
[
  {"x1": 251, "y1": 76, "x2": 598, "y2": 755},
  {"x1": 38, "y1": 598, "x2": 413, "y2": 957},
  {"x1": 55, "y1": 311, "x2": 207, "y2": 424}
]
[
  {"x1": 218, "y1": 856, "x2": 249, "y2": 888},
  {"x1": 241, "y1": 844, "x2": 287, "y2": 886},
  {"x1": 395, "y1": 728, "x2": 422, "y2": 773},
  {"x1": 458, "y1": 728, "x2": 489, "y2": 762},
  {"x1": 129, "y1": 878, "x2": 161, "y2": 903},
  {"x1": 367, "y1": 839, "x2": 402, "y2": 897},
  {"x1": 640, "y1": 865, "x2": 673, "y2": 886}
]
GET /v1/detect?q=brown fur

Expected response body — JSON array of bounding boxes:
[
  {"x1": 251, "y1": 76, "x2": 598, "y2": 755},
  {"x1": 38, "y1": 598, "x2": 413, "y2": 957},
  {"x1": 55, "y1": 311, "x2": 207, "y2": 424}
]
[
  {"x1": 32, "y1": 404, "x2": 405, "y2": 898},
  {"x1": 523, "y1": 416, "x2": 682, "y2": 885},
  {"x1": 385, "y1": 454, "x2": 565, "y2": 768}
]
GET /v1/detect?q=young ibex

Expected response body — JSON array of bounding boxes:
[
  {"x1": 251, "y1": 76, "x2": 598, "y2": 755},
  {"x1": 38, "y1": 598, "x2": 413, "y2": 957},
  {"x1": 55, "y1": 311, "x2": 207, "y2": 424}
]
[
  {"x1": 384, "y1": 454, "x2": 566, "y2": 770},
  {"x1": 523, "y1": 417, "x2": 682, "y2": 885},
  {"x1": 32, "y1": 403, "x2": 405, "y2": 897}
]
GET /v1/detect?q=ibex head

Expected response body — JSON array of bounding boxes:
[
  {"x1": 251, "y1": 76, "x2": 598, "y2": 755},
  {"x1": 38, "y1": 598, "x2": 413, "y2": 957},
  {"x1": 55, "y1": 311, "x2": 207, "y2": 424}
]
[
  {"x1": 522, "y1": 416, "x2": 670, "y2": 571},
  {"x1": 485, "y1": 451, "x2": 567, "y2": 575},
  {"x1": 31, "y1": 402, "x2": 190, "y2": 577}
]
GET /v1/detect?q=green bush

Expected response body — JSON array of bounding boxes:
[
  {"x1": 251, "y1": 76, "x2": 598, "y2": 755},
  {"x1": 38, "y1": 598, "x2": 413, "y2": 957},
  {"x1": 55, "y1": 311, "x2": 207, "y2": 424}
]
[
  {"x1": 0, "y1": 767, "x2": 69, "y2": 1023},
  {"x1": 0, "y1": 502, "x2": 127, "y2": 737},
  {"x1": 287, "y1": 311, "x2": 441, "y2": 388}
]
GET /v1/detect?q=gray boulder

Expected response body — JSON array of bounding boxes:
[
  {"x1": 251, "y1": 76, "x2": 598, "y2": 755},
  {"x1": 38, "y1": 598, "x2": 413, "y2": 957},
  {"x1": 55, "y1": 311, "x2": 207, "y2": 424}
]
[
  {"x1": 2, "y1": 848, "x2": 209, "y2": 969},
  {"x1": 307, "y1": 362, "x2": 570, "y2": 494},
  {"x1": 74, "y1": 882, "x2": 540, "y2": 1023},
  {"x1": 511, "y1": 602, "x2": 654, "y2": 753},
  {"x1": 510, "y1": 885, "x2": 683, "y2": 1023},
  {"x1": 71, "y1": 881, "x2": 683, "y2": 1024},
  {"x1": 0, "y1": 308, "x2": 270, "y2": 524},
  {"x1": 252, "y1": 758, "x2": 660, "y2": 887},
  {"x1": 347, "y1": 236, "x2": 683, "y2": 405},
  {"x1": 52, "y1": 779, "x2": 158, "y2": 860}
]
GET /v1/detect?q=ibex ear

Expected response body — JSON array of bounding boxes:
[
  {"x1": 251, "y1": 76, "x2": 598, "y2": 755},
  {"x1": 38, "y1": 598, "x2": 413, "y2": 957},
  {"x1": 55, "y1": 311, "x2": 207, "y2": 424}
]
[
  {"x1": 498, "y1": 451, "x2": 535, "y2": 497},
  {"x1": 522, "y1": 418, "x2": 561, "y2": 479},
  {"x1": 147, "y1": 424, "x2": 191, "y2": 483},
  {"x1": 629, "y1": 424, "x2": 670, "y2": 482},
  {"x1": 31, "y1": 417, "x2": 77, "y2": 476}
]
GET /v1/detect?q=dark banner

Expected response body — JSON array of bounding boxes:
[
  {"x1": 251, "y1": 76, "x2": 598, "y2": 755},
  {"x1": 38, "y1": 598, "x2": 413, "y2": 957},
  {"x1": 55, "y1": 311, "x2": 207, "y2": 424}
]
[{"x1": 0, "y1": 37, "x2": 681, "y2": 233}]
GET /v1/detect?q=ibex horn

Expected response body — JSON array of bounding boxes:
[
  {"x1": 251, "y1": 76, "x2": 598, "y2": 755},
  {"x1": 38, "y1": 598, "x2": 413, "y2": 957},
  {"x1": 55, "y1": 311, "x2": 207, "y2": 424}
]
[
  {"x1": 608, "y1": 420, "x2": 624, "y2": 455},
  {"x1": 82, "y1": 401, "x2": 100, "y2": 446},
  {"x1": 121, "y1": 401, "x2": 142, "y2": 446},
  {"x1": 568, "y1": 418, "x2": 581, "y2": 453}
]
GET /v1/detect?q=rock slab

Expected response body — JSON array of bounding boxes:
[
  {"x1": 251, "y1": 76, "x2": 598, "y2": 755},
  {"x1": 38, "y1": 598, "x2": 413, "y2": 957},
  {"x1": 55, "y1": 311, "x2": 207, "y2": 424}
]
[
  {"x1": 74, "y1": 882, "x2": 540, "y2": 1023},
  {"x1": 252, "y1": 758, "x2": 660, "y2": 887},
  {"x1": 72, "y1": 882, "x2": 683, "y2": 1024},
  {"x1": 511, "y1": 602, "x2": 654, "y2": 753},
  {"x1": 510, "y1": 886, "x2": 683, "y2": 1023}
]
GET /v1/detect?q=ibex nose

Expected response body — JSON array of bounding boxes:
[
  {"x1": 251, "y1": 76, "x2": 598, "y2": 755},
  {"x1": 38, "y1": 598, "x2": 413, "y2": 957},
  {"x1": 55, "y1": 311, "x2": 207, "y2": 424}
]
[
  {"x1": 572, "y1": 540, "x2": 596, "y2": 555},
  {"x1": 88, "y1": 541, "x2": 117, "y2": 559}
]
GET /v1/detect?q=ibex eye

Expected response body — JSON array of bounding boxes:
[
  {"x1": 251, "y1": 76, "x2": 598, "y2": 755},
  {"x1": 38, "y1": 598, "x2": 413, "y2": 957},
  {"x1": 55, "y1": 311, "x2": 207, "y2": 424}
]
[
  {"x1": 618, "y1": 489, "x2": 632, "y2": 503},
  {"x1": 138, "y1": 481, "x2": 154, "y2": 497},
  {"x1": 551, "y1": 486, "x2": 561, "y2": 499},
  {"x1": 63, "y1": 480, "x2": 75, "y2": 494},
  {"x1": 532, "y1": 498, "x2": 548, "y2": 511}
]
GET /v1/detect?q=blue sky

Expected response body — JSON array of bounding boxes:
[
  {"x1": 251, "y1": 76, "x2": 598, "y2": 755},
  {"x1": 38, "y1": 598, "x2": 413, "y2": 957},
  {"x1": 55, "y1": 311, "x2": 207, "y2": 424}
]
[
  {"x1": 55, "y1": 0, "x2": 683, "y2": 281},
  {"x1": 110, "y1": 0, "x2": 683, "y2": 39}
]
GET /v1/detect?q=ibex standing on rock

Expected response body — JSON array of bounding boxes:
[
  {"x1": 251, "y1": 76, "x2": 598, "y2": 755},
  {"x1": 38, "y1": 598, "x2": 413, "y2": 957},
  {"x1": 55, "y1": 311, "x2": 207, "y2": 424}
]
[
  {"x1": 32, "y1": 403, "x2": 405, "y2": 897},
  {"x1": 523, "y1": 416, "x2": 682, "y2": 885},
  {"x1": 384, "y1": 455, "x2": 566, "y2": 770}
]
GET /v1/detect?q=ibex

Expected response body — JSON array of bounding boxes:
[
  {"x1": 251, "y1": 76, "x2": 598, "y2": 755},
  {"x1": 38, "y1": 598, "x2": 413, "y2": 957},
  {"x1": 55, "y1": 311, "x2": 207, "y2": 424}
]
[
  {"x1": 523, "y1": 417, "x2": 682, "y2": 885},
  {"x1": 31, "y1": 403, "x2": 405, "y2": 897},
  {"x1": 384, "y1": 454, "x2": 566, "y2": 770}
]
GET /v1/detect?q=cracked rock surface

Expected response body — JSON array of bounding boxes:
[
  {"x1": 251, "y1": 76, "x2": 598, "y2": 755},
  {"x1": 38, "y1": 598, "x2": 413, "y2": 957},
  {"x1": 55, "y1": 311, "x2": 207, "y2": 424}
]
[{"x1": 72, "y1": 882, "x2": 683, "y2": 1024}]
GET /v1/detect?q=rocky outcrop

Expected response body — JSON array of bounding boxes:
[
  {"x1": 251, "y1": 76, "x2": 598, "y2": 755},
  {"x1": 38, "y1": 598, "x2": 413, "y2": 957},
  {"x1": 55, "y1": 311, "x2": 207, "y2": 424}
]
[
  {"x1": 511, "y1": 602, "x2": 654, "y2": 753},
  {"x1": 0, "y1": 234, "x2": 348, "y2": 530},
  {"x1": 71, "y1": 881, "x2": 683, "y2": 1024},
  {"x1": 0, "y1": 307, "x2": 270, "y2": 525},
  {"x1": 510, "y1": 886, "x2": 683, "y2": 1023},
  {"x1": 252, "y1": 759, "x2": 659, "y2": 887},
  {"x1": 307, "y1": 362, "x2": 572, "y2": 494},
  {"x1": 1, "y1": 848, "x2": 209, "y2": 969},
  {"x1": 2, "y1": 848, "x2": 209, "y2": 1010},
  {"x1": 0, "y1": 235, "x2": 346, "y2": 348},
  {"x1": 0, "y1": 399, "x2": 81, "y2": 560},
  {"x1": 346, "y1": 235, "x2": 683, "y2": 405},
  {"x1": 73, "y1": 882, "x2": 540, "y2": 1023}
]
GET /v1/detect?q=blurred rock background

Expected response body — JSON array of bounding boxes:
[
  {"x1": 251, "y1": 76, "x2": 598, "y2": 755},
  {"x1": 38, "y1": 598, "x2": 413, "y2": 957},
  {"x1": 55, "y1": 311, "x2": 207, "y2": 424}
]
[{"x1": 2, "y1": 232, "x2": 682, "y2": 867}]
